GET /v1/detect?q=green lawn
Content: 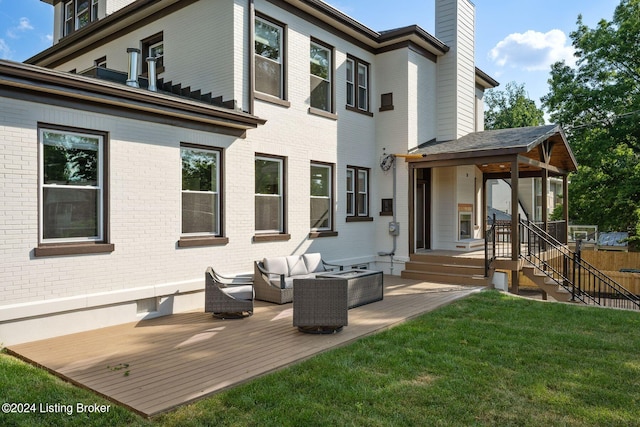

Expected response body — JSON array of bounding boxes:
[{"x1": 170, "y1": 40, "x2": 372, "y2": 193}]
[{"x1": 2, "y1": 291, "x2": 640, "y2": 426}]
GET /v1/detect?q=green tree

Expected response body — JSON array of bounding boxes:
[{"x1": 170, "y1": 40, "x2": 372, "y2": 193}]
[
  {"x1": 542, "y1": 0, "x2": 640, "y2": 248},
  {"x1": 484, "y1": 81, "x2": 545, "y2": 129}
]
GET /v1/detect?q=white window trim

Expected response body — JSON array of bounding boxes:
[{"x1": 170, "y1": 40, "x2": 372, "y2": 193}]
[
  {"x1": 310, "y1": 41, "x2": 332, "y2": 112},
  {"x1": 255, "y1": 156, "x2": 284, "y2": 234},
  {"x1": 346, "y1": 168, "x2": 355, "y2": 216},
  {"x1": 255, "y1": 16, "x2": 284, "y2": 99},
  {"x1": 311, "y1": 163, "x2": 332, "y2": 231},
  {"x1": 357, "y1": 62, "x2": 368, "y2": 111},
  {"x1": 346, "y1": 166, "x2": 369, "y2": 218},
  {"x1": 357, "y1": 169, "x2": 368, "y2": 216},
  {"x1": 181, "y1": 147, "x2": 220, "y2": 236},
  {"x1": 39, "y1": 128, "x2": 104, "y2": 244},
  {"x1": 346, "y1": 58, "x2": 355, "y2": 108}
]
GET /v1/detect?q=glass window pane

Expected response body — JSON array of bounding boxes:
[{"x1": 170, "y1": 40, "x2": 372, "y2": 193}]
[
  {"x1": 310, "y1": 198, "x2": 330, "y2": 229},
  {"x1": 310, "y1": 76, "x2": 330, "y2": 111},
  {"x1": 182, "y1": 148, "x2": 217, "y2": 192},
  {"x1": 310, "y1": 45, "x2": 329, "y2": 79},
  {"x1": 255, "y1": 195, "x2": 281, "y2": 231},
  {"x1": 358, "y1": 63, "x2": 367, "y2": 86},
  {"x1": 358, "y1": 170, "x2": 367, "y2": 193},
  {"x1": 43, "y1": 187, "x2": 98, "y2": 239},
  {"x1": 358, "y1": 87, "x2": 367, "y2": 110},
  {"x1": 255, "y1": 56, "x2": 282, "y2": 97},
  {"x1": 43, "y1": 131, "x2": 99, "y2": 186},
  {"x1": 255, "y1": 158, "x2": 280, "y2": 195},
  {"x1": 310, "y1": 165, "x2": 329, "y2": 197},
  {"x1": 358, "y1": 193, "x2": 367, "y2": 216},
  {"x1": 255, "y1": 19, "x2": 281, "y2": 61},
  {"x1": 182, "y1": 192, "x2": 217, "y2": 234},
  {"x1": 346, "y1": 193, "x2": 354, "y2": 216}
]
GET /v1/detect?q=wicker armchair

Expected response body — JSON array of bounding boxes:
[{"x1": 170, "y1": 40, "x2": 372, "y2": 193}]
[
  {"x1": 205, "y1": 267, "x2": 254, "y2": 319},
  {"x1": 293, "y1": 278, "x2": 348, "y2": 333}
]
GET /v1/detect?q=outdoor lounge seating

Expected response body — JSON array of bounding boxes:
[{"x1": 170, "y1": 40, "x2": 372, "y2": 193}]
[
  {"x1": 254, "y1": 253, "x2": 343, "y2": 304},
  {"x1": 204, "y1": 267, "x2": 254, "y2": 318}
]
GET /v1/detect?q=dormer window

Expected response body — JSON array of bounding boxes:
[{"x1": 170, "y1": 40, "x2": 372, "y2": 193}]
[{"x1": 64, "y1": 0, "x2": 99, "y2": 37}]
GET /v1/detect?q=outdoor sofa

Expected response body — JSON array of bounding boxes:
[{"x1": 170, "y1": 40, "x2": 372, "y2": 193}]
[{"x1": 254, "y1": 253, "x2": 343, "y2": 304}]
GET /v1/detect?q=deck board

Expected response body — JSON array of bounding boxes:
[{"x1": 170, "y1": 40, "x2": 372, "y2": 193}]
[{"x1": 8, "y1": 276, "x2": 481, "y2": 417}]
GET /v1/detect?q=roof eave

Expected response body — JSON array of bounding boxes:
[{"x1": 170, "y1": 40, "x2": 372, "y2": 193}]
[{"x1": 0, "y1": 60, "x2": 266, "y2": 132}]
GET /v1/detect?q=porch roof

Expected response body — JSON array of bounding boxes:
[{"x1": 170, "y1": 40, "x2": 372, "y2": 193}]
[{"x1": 408, "y1": 125, "x2": 578, "y2": 176}]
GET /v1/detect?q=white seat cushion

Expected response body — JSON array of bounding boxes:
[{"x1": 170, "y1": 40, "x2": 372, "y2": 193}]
[
  {"x1": 302, "y1": 253, "x2": 324, "y2": 273},
  {"x1": 263, "y1": 257, "x2": 288, "y2": 282},
  {"x1": 287, "y1": 255, "x2": 309, "y2": 276},
  {"x1": 222, "y1": 285, "x2": 254, "y2": 301}
]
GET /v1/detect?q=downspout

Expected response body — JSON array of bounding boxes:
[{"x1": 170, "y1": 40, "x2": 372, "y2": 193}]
[
  {"x1": 378, "y1": 154, "x2": 398, "y2": 274},
  {"x1": 378, "y1": 153, "x2": 426, "y2": 274}
]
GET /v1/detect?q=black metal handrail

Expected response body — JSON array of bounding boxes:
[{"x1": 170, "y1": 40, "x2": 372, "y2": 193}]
[{"x1": 521, "y1": 218, "x2": 640, "y2": 311}]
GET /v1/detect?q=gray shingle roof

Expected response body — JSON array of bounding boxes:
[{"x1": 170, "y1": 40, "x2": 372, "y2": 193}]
[{"x1": 414, "y1": 125, "x2": 560, "y2": 156}]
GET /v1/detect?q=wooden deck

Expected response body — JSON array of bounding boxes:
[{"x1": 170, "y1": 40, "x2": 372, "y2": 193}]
[{"x1": 7, "y1": 276, "x2": 481, "y2": 418}]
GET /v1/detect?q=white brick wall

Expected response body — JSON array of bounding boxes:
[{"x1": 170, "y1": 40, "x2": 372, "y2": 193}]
[{"x1": 3, "y1": 0, "x2": 487, "y2": 343}]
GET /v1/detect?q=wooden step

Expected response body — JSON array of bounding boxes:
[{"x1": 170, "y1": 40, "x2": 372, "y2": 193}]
[
  {"x1": 521, "y1": 265, "x2": 572, "y2": 302},
  {"x1": 401, "y1": 269, "x2": 492, "y2": 286},
  {"x1": 401, "y1": 253, "x2": 492, "y2": 286}
]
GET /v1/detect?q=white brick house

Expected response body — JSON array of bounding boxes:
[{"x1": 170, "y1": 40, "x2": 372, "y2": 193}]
[{"x1": 4, "y1": 0, "x2": 571, "y2": 345}]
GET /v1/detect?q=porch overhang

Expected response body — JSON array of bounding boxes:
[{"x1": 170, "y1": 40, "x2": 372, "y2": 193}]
[
  {"x1": 405, "y1": 125, "x2": 577, "y2": 176},
  {"x1": 405, "y1": 125, "x2": 577, "y2": 293}
]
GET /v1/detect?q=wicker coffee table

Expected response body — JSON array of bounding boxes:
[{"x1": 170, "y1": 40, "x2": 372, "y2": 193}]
[
  {"x1": 293, "y1": 270, "x2": 383, "y2": 333},
  {"x1": 316, "y1": 269, "x2": 383, "y2": 308}
]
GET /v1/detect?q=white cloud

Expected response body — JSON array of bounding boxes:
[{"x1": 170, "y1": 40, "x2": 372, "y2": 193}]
[
  {"x1": 6, "y1": 17, "x2": 34, "y2": 39},
  {"x1": 488, "y1": 29, "x2": 576, "y2": 71},
  {"x1": 18, "y1": 18, "x2": 34, "y2": 31},
  {"x1": 0, "y1": 38, "x2": 12, "y2": 60}
]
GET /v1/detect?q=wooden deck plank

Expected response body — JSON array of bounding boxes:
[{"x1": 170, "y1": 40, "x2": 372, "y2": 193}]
[{"x1": 7, "y1": 276, "x2": 481, "y2": 417}]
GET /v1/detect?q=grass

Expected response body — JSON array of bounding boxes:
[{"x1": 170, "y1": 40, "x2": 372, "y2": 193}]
[{"x1": 2, "y1": 291, "x2": 640, "y2": 426}]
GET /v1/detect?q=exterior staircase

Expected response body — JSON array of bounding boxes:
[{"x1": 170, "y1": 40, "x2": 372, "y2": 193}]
[
  {"x1": 521, "y1": 264, "x2": 573, "y2": 302},
  {"x1": 486, "y1": 217, "x2": 640, "y2": 310},
  {"x1": 401, "y1": 253, "x2": 493, "y2": 286}
]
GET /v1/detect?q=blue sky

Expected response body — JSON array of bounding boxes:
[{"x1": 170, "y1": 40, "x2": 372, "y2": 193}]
[{"x1": 0, "y1": 0, "x2": 621, "y2": 110}]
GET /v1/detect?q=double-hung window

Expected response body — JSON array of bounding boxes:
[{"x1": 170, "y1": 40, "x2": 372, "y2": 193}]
[
  {"x1": 310, "y1": 40, "x2": 333, "y2": 112},
  {"x1": 346, "y1": 55, "x2": 370, "y2": 113},
  {"x1": 255, "y1": 16, "x2": 284, "y2": 99},
  {"x1": 255, "y1": 155, "x2": 285, "y2": 234},
  {"x1": 310, "y1": 163, "x2": 333, "y2": 231},
  {"x1": 181, "y1": 145, "x2": 221, "y2": 236},
  {"x1": 39, "y1": 126, "x2": 106, "y2": 244},
  {"x1": 64, "y1": 0, "x2": 99, "y2": 36},
  {"x1": 142, "y1": 32, "x2": 164, "y2": 75},
  {"x1": 346, "y1": 166, "x2": 371, "y2": 221}
]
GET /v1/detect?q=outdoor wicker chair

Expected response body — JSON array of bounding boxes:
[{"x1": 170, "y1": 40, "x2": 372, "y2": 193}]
[
  {"x1": 293, "y1": 278, "x2": 348, "y2": 334},
  {"x1": 204, "y1": 267, "x2": 254, "y2": 319}
]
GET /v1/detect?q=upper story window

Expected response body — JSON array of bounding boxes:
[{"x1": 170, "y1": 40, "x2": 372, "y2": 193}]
[
  {"x1": 310, "y1": 40, "x2": 333, "y2": 113},
  {"x1": 346, "y1": 56, "x2": 370, "y2": 114},
  {"x1": 142, "y1": 32, "x2": 164, "y2": 75},
  {"x1": 64, "y1": 0, "x2": 99, "y2": 36},
  {"x1": 39, "y1": 126, "x2": 106, "y2": 243},
  {"x1": 181, "y1": 145, "x2": 221, "y2": 236},
  {"x1": 255, "y1": 16, "x2": 284, "y2": 99}
]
